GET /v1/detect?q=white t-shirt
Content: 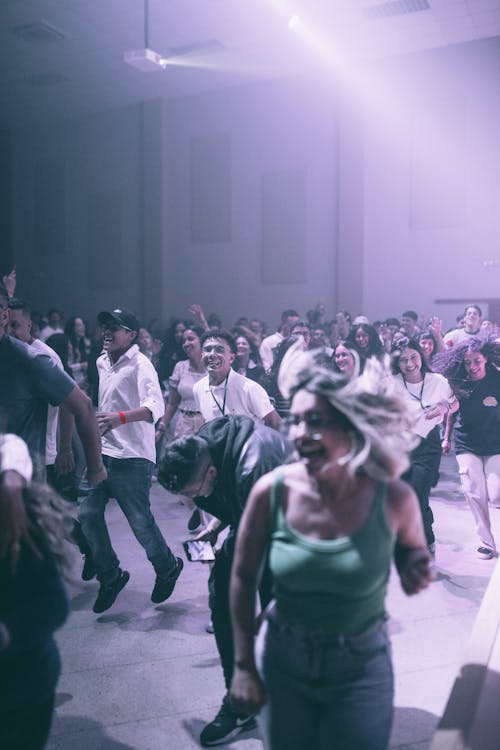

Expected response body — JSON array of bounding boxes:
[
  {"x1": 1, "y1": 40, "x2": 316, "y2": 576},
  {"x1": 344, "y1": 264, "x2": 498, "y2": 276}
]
[
  {"x1": 394, "y1": 372, "x2": 454, "y2": 438},
  {"x1": 259, "y1": 331, "x2": 284, "y2": 373},
  {"x1": 0, "y1": 434, "x2": 33, "y2": 483},
  {"x1": 443, "y1": 328, "x2": 481, "y2": 348},
  {"x1": 30, "y1": 338, "x2": 65, "y2": 465},
  {"x1": 169, "y1": 359, "x2": 206, "y2": 412},
  {"x1": 193, "y1": 368, "x2": 274, "y2": 423}
]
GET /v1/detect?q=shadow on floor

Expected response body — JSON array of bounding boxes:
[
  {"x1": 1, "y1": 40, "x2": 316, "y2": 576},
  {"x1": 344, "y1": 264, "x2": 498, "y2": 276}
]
[
  {"x1": 391, "y1": 704, "x2": 439, "y2": 749},
  {"x1": 47, "y1": 715, "x2": 136, "y2": 749}
]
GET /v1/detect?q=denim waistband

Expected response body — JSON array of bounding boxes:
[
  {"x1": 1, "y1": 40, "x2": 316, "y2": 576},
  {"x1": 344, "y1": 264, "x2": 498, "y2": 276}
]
[{"x1": 266, "y1": 605, "x2": 387, "y2": 648}]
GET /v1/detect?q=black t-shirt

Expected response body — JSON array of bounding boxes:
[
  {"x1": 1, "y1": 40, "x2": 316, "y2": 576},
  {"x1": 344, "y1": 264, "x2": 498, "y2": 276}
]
[
  {"x1": 0, "y1": 335, "x2": 75, "y2": 468},
  {"x1": 454, "y1": 369, "x2": 500, "y2": 455}
]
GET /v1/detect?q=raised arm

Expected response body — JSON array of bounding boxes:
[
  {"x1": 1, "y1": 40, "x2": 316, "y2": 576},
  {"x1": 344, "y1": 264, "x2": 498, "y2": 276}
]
[{"x1": 230, "y1": 473, "x2": 273, "y2": 714}]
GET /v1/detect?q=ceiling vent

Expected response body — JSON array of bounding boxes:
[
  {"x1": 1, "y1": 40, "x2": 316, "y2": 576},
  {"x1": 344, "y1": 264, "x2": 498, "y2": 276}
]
[
  {"x1": 12, "y1": 20, "x2": 68, "y2": 44},
  {"x1": 167, "y1": 39, "x2": 225, "y2": 59},
  {"x1": 362, "y1": 0, "x2": 431, "y2": 21},
  {"x1": 24, "y1": 72, "x2": 68, "y2": 88}
]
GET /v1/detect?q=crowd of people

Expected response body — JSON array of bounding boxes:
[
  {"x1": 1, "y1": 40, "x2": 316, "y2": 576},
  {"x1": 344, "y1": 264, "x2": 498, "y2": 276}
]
[{"x1": 1, "y1": 263, "x2": 500, "y2": 750}]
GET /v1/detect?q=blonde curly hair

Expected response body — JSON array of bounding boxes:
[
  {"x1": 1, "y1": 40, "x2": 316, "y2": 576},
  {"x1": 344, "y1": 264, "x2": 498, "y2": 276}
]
[{"x1": 279, "y1": 351, "x2": 418, "y2": 481}]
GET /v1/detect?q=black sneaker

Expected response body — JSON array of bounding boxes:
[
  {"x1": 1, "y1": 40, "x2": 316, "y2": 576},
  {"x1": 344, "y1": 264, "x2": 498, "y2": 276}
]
[
  {"x1": 200, "y1": 694, "x2": 256, "y2": 746},
  {"x1": 81, "y1": 553, "x2": 96, "y2": 581},
  {"x1": 151, "y1": 557, "x2": 184, "y2": 603},
  {"x1": 187, "y1": 509, "x2": 202, "y2": 532},
  {"x1": 93, "y1": 569, "x2": 130, "y2": 613}
]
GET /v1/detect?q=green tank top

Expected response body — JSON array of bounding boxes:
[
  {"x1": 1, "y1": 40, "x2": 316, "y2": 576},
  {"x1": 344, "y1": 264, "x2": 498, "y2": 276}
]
[{"x1": 268, "y1": 473, "x2": 395, "y2": 634}]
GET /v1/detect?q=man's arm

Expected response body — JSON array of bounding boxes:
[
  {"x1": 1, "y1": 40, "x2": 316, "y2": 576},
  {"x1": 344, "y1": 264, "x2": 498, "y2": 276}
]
[{"x1": 61, "y1": 386, "x2": 106, "y2": 486}]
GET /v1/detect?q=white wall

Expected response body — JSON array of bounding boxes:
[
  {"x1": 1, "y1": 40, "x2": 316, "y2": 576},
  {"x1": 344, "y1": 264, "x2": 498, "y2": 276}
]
[{"x1": 362, "y1": 38, "x2": 500, "y2": 328}]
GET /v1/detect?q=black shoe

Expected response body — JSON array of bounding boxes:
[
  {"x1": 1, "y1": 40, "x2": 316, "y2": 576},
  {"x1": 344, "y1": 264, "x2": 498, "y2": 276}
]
[
  {"x1": 200, "y1": 695, "x2": 256, "y2": 746},
  {"x1": 81, "y1": 553, "x2": 96, "y2": 581},
  {"x1": 187, "y1": 509, "x2": 202, "y2": 532},
  {"x1": 151, "y1": 557, "x2": 183, "y2": 603},
  {"x1": 93, "y1": 569, "x2": 130, "y2": 613}
]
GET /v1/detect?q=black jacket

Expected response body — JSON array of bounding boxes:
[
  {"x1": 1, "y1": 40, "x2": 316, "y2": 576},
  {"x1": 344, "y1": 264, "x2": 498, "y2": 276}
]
[{"x1": 195, "y1": 415, "x2": 293, "y2": 529}]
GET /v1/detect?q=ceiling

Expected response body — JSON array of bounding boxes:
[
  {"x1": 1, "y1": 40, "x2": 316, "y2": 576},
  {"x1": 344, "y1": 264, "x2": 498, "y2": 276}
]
[{"x1": 1, "y1": 0, "x2": 500, "y2": 129}]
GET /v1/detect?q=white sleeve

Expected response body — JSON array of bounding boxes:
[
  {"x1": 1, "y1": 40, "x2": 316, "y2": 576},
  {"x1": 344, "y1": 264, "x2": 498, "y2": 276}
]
[{"x1": 0, "y1": 434, "x2": 33, "y2": 483}]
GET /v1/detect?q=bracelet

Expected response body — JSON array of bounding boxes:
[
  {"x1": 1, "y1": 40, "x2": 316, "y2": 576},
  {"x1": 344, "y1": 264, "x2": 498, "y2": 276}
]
[{"x1": 119, "y1": 411, "x2": 127, "y2": 425}]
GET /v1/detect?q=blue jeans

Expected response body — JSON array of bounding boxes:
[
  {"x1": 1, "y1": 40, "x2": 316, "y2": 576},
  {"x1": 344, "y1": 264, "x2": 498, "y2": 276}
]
[
  {"x1": 255, "y1": 605, "x2": 394, "y2": 750},
  {"x1": 78, "y1": 456, "x2": 176, "y2": 585}
]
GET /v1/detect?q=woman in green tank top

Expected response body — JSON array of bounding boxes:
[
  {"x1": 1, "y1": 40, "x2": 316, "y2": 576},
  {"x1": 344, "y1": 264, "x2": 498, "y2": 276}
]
[{"x1": 230, "y1": 355, "x2": 432, "y2": 750}]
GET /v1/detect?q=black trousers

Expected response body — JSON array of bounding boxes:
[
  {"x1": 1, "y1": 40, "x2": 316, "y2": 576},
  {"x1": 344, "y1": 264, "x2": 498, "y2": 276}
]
[
  {"x1": 208, "y1": 529, "x2": 273, "y2": 690},
  {"x1": 403, "y1": 427, "x2": 442, "y2": 546},
  {"x1": 0, "y1": 693, "x2": 55, "y2": 750}
]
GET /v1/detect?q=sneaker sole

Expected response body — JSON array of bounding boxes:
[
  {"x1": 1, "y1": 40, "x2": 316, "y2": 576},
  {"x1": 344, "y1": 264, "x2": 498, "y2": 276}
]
[{"x1": 201, "y1": 717, "x2": 257, "y2": 747}]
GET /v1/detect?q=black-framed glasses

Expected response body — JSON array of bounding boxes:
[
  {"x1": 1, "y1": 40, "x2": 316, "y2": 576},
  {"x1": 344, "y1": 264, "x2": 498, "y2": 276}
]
[{"x1": 181, "y1": 465, "x2": 210, "y2": 498}]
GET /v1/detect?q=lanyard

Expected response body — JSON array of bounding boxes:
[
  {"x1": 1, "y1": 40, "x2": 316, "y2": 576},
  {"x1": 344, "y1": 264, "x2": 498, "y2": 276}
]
[
  {"x1": 209, "y1": 373, "x2": 229, "y2": 415},
  {"x1": 403, "y1": 373, "x2": 426, "y2": 409}
]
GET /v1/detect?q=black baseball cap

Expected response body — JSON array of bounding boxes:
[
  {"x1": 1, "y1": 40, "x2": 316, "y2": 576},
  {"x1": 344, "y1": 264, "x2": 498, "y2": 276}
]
[{"x1": 97, "y1": 308, "x2": 140, "y2": 333}]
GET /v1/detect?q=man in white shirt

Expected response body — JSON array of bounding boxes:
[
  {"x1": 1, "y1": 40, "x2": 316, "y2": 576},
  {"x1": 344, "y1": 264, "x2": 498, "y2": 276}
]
[
  {"x1": 39, "y1": 308, "x2": 64, "y2": 342},
  {"x1": 259, "y1": 308, "x2": 299, "y2": 373},
  {"x1": 194, "y1": 330, "x2": 281, "y2": 429},
  {"x1": 444, "y1": 304, "x2": 482, "y2": 348},
  {"x1": 78, "y1": 308, "x2": 182, "y2": 614}
]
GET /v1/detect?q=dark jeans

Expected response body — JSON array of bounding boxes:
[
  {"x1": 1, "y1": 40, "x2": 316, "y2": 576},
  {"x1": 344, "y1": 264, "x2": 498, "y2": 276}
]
[
  {"x1": 256, "y1": 609, "x2": 393, "y2": 750},
  {"x1": 403, "y1": 426, "x2": 442, "y2": 546},
  {"x1": 78, "y1": 455, "x2": 176, "y2": 585},
  {"x1": 209, "y1": 530, "x2": 273, "y2": 690}
]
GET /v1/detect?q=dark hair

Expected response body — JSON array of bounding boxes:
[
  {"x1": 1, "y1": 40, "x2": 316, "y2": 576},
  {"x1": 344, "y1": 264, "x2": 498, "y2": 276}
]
[
  {"x1": 200, "y1": 329, "x2": 237, "y2": 355},
  {"x1": 0, "y1": 284, "x2": 8, "y2": 304},
  {"x1": 418, "y1": 330, "x2": 438, "y2": 357},
  {"x1": 281, "y1": 309, "x2": 299, "y2": 322},
  {"x1": 464, "y1": 304, "x2": 482, "y2": 317},
  {"x1": 402, "y1": 310, "x2": 418, "y2": 321},
  {"x1": 183, "y1": 323, "x2": 206, "y2": 342},
  {"x1": 158, "y1": 436, "x2": 211, "y2": 493},
  {"x1": 433, "y1": 335, "x2": 500, "y2": 395},
  {"x1": 47, "y1": 308, "x2": 62, "y2": 317},
  {"x1": 8, "y1": 297, "x2": 31, "y2": 317},
  {"x1": 385, "y1": 318, "x2": 400, "y2": 328},
  {"x1": 332, "y1": 340, "x2": 362, "y2": 375},
  {"x1": 391, "y1": 338, "x2": 432, "y2": 376},
  {"x1": 64, "y1": 316, "x2": 89, "y2": 361},
  {"x1": 45, "y1": 333, "x2": 73, "y2": 377},
  {"x1": 348, "y1": 324, "x2": 383, "y2": 358},
  {"x1": 231, "y1": 327, "x2": 262, "y2": 365},
  {"x1": 290, "y1": 319, "x2": 310, "y2": 333}
]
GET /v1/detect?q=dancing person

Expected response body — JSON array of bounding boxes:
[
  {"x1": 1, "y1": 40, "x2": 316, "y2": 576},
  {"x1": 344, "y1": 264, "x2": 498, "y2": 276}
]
[
  {"x1": 229, "y1": 356, "x2": 431, "y2": 750},
  {"x1": 78, "y1": 308, "x2": 182, "y2": 613},
  {"x1": 64, "y1": 316, "x2": 91, "y2": 391},
  {"x1": 231, "y1": 329, "x2": 266, "y2": 386},
  {"x1": 194, "y1": 330, "x2": 280, "y2": 429},
  {"x1": 444, "y1": 304, "x2": 482, "y2": 348},
  {"x1": 434, "y1": 336, "x2": 500, "y2": 559},
  {"x1": 259, "y1": 309, "x2": 299, "y2": 373},
  {"x1": 158, "y1": 415, "x2": 293, "y2": 746},
  {"x1": 391, "y1": 338, "x2": 457, "y2": 554},
  {"x1": 157, "y1": 324, "x2": 206, "y2": 532}
]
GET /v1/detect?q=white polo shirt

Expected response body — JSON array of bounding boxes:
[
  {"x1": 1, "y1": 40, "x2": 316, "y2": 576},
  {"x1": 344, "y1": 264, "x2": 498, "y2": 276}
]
[
  {"x1": 193, "y1": 368, "x2": 274, "y2": 423},
  {"x1": 97, "y1": 344, "x2": 165, "y2": 462}
]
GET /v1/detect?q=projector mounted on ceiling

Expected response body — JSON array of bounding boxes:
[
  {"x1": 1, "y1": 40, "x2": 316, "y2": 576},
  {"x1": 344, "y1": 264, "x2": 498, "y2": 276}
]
[{"x1": 123, "y1": 48, "x2": 167, "y2": 72}]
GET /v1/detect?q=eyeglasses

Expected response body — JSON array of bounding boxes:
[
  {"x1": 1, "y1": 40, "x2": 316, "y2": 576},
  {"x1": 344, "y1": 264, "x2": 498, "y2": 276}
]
[
  {"x1": 282, "y1": 411, "x2": 336, "y2": 436},
  {"x1": 181, "y1": 465, "x2": 210, "y2": 498}
]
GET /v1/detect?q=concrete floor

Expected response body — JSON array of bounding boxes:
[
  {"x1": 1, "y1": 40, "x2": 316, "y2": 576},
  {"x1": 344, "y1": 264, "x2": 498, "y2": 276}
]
[{"x1": 46, "y1": 454, "x2": 500, "y2": 750}]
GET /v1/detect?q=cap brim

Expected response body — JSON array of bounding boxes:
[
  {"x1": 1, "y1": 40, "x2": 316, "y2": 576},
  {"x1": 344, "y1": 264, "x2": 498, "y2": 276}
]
[{"x1": 97, "y1": 311, "x2": 121, "y2": 328}]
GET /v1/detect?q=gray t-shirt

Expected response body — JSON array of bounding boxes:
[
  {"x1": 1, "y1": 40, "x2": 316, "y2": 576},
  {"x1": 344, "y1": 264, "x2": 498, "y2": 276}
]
[{"x1": 0, "y1": 335, "x2": 75, "y2": 473}]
